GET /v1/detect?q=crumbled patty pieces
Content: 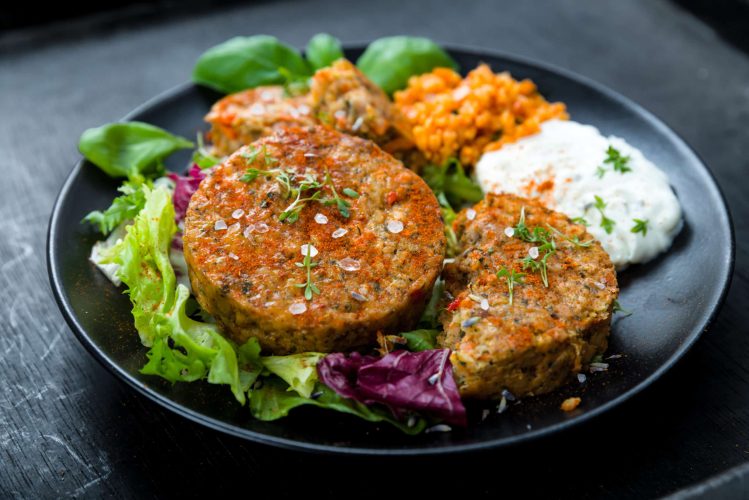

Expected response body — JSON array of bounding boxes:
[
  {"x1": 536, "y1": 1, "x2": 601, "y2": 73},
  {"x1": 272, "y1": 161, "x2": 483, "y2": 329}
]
[
  {"x1": 308, "y1": 60, "x2": 416, "y2": 156},
  {"x1": 183, "y1": 125, "x2": 445, "y2": 354},
  {"x1": 205, "y1": 60, "x2": 424, "y2": 169},
  {"x1": 439, "y1": 193, "x2": 618, "y2": 400}
]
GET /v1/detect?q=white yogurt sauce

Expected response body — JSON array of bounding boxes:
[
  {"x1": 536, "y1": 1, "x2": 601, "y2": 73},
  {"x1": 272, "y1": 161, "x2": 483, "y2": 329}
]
[{"x1": 475, "y1": 120, "x2": 682, "y2": 269}]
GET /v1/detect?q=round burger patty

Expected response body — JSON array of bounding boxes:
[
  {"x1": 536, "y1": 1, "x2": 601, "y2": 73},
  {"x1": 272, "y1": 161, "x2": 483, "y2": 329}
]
[
  {"x1": 439, "y1": 193, "x2": 618, "y2": 399},
  {"x1": 184, "y1": 125, "x2": 446, "y2": 354}
]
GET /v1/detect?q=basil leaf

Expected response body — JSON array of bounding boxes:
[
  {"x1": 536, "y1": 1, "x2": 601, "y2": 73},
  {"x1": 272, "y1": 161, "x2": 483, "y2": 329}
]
[
  {"x1": 78, "y1": 122, "x2": 193, "y2": 180},
  {"x1": 356, "y1": 36, "x2": 458, "y2": 94},
  {"x1": 193, "y1": 35, "x2": 311, "y2": 94},
  {"x1": 305, "y1": 33, "x2": 344, "y2": 70}
]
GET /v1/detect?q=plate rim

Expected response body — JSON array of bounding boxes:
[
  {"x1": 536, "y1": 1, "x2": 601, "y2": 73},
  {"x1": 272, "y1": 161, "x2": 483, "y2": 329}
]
[{"x1": 46, "y1": 42, "x2": 736, "y2": 455}]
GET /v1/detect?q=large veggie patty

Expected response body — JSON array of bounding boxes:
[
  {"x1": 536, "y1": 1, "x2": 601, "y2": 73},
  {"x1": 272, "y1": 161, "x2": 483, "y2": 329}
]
[{"x1": 183, "y1": 125, "x2": 445, "y2": 354}]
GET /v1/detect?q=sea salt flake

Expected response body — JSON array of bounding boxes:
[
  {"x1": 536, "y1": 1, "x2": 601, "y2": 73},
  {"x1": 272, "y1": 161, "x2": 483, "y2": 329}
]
[
  {"x1": 243, "y1": 225, "x2": 255, "y2": 238},
  {"x1": 386, "y1": 220, "x2": 404, "y2": 234},
  {"x1": 300, "y1": 244, "x2": 318, "y2": 257},
  {"x1": 288, "y1": 303, "x2": 307, "y2": 315},
  {"x1": 480, "y1": 298, "x2": 490, "y2": 311},
  {"x1": 254, "y1": 222, "x2": 269, "y2": 233},
  {"x1": 529, "y1": 246, "x2": 540, "y2": 259},
  {"x1": 229, "y1": 253, "x2": 239, "y2": 261},
  {"x1": 352, "y1": 116, "x2": 364, "y2": 131},
  {"x1": 338, "y1": 257, "x2": 360, "y2": 271},
  {"x1": 249, "y1": 103, "x2": 265, "y2": 115},
  {"x1": 466, "y1": 208, "x2": 477, "y2": 221},
  {"x1": 214, "y1": 220, "x2": 228, "y2": 231},
  {"x1": 232, "y1": 209, "x2": 245, "y2": 219},
  {"x1": 504, "y1": 227, "x2": 515, "y2": 237},
  {"x1": 332, "y1": 228, "x2": 347, "y2": 239},
  {"x1": 314, "y1": 213, "x2": 328, "y2": 225}
]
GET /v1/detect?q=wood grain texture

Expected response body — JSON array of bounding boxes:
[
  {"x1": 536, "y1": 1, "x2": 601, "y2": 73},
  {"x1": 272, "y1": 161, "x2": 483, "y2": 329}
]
[{"x1": 1, "y1": 0, "x2": 747, "y2": 497}]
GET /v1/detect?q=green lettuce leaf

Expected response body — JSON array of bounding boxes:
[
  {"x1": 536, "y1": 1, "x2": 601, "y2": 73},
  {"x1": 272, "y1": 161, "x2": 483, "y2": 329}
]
[
  {"x1": 83, "y1": 179, "x2": 150, "y2": 235},
  {"x1": 261, "y1": 353, "x2": 325, "y2": 398},
  {"x1": 100, "y1": 185, "x2": 261, "y2": 404},
  {"x1": 250, "y1": 378, "x2": 427, "y2": 434}
]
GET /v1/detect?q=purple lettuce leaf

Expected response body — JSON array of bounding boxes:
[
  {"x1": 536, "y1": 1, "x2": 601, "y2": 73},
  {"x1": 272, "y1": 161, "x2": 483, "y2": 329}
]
[
  {"x1": 317, "y1": 349, "x2": 467, "y2": 427},
  {"x1": 167, "y1": 164, "x2": 207, "y2": 224}
]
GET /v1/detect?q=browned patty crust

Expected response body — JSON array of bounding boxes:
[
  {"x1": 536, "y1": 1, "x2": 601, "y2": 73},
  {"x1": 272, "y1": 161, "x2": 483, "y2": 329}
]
[
  {"x1": 439, "y1": 193, "x2": 618, "y2": 400},
  {"x1": 184, "y1": 125, "x2": 446, "y2": 354}
]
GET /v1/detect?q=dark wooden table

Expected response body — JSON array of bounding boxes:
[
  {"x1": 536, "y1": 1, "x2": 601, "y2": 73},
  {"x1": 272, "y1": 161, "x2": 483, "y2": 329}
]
[{"x1": 2, "y1": 0, "x2": 747, "y2": 497}]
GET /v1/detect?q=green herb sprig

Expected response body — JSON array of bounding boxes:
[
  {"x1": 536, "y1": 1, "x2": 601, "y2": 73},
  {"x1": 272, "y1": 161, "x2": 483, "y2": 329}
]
[
  {"x1": 613, "y1": 299, "x2": 632, "y2": 316},
  {"x1": 547, "y1": 224, "x2": 594, "y2": 248},
  {"x1": 295, "y1": 244, "x2": 320, "y2": 300},
  {"x1": 593, "y1": 195, "x2": 616, "y2": 234},
  {"x1": 596, "y1": 146, "x2": 632, "y2": 178},
  {"x1": 496, "y1": 266, "x2": 525, "y2": 305},
  {"x1": 631, "y1": 218, "x2": 649, "y2": 236},
  {"x1": 321, "y1": 172, "x2": 354, "y2": 218},
  {"x1": 240, "y1": 153, "x2": 358, "y2": 223},
  {"x1": 513, "y1": 208, "x2": 557, "y2": 287}
]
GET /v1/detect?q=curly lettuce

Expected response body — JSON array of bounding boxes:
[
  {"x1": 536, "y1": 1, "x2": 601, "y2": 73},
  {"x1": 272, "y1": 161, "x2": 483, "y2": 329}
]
[{"x1": 99, "y1": 185, "x2": 261, "y2": 404}]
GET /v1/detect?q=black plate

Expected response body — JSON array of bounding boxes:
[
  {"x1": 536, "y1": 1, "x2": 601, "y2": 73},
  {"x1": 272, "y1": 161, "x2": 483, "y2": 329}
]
[{"x1": 47, "y1": 45, "x2": 734, "y2": 455}]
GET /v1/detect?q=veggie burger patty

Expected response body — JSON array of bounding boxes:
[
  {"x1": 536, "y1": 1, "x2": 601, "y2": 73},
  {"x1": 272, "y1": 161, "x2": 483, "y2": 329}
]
[
  {"x1": 183, "y1": 125, "x2": 446, "y2": 354},
  {"x1": 439, "y1": 193, "x2": 618, "y2": 399}
]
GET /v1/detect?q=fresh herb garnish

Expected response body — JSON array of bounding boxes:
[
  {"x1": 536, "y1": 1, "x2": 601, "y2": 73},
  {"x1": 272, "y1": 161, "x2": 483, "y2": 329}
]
[
  {"x1": 240, "y1": 162, "x2": 357, "y2": 222},
  {"x1": 631, "y1": 218, "x2": 649, "y2": 236},
  {"x1": 342, "y1": 188, "x2": 360, "y2": 198},
  {"x1": 571, "y1": 216, "x2": 590, "y2": 226},
  {"x1": 547, "y1": 224, "x2": 594, "y2": 248},
  {"x1": 512, "y1": 208, "x2": 557, "y2": 287},
  {"x1": 612, "y1": 299, "x2": 632, "y2": 316},
  {"x1": 280, "y1": 175, "x2": 325, "y2": 223},
  {"x1": 597, "y1": 146, "x2": 632, "y2": 177},
  {"x1": 593, "y1": 195, "x2": 616, "y2": 234},
  {"x1": 496, "y1": 266, "x2": 525, "y2": 305},
  {"x1": 295, "y1": 243, "x2": 320, "y2": 300},
  {"x1": 321, "y1": 172, "x2": 354, "y2": 218}
]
